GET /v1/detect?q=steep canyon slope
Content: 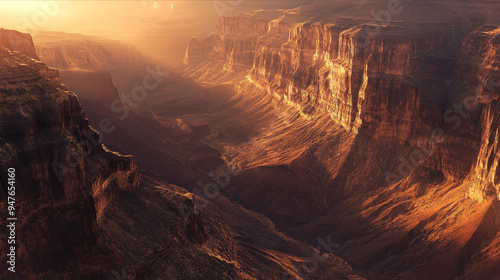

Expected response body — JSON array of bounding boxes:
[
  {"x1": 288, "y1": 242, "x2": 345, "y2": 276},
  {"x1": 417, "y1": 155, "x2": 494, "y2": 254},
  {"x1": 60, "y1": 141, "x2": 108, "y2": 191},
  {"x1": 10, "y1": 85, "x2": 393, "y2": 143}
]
[
  {"x1": 183, "y1": 0, "x2": 500, "y2": 279},
  {"x1": 33, "y1": 32, "x2": 226, "y2": 187},
  {"x1": 0, "y1": 29, "x2": 361, "y2": 280}
]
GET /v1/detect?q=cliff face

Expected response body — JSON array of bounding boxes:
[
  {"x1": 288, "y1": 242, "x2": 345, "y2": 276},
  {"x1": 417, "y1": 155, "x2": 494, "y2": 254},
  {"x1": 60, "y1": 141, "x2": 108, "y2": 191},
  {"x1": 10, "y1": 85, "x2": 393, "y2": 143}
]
[
  {"x1": 0, "y1": 28, "x2": 39, "y2": 60},
  {"x1": 184, "y1": 2, "x2": 500, "y2": 279},
  {"x1": 460, "y1": 26, "x2": 500, "y2": 202},
  {"x1": 0, "y1": 32, "x2": 140, "y2": 278},
  {"x1": 186, "y1": 14, "x2": 454, "y2": 140},
  {"x1": 184, "y1": 1, "x2": 500, "y2": 194}
]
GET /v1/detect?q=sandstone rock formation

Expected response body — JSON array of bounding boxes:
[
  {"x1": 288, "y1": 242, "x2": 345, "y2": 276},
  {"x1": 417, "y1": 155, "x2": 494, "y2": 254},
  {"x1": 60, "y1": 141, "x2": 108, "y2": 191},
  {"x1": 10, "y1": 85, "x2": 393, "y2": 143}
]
[
  {"x1": 0, "y1": 28, "x2": 39, "y2": 60},
  {"x1": 182, "y1": 1, "x2": 500, "y2": 279},
  {"x1": 459, "y1": 26, "x2": 500, "y2": 202},
  {"x1": 0, "y1": 29, "x2": 361, "y2": 280},
  {"x1": 0, "y1": 31, "x2": 140, "y2": 278},
  {"x1": 1, "y1": 0, "x2": 498, "y2": 279}
]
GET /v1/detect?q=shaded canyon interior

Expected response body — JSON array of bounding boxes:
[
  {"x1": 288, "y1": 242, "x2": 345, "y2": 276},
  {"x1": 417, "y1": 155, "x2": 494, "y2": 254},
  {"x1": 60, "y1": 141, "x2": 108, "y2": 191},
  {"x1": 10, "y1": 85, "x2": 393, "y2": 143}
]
[{"x1": 1, "y1": 0, "x2": 500, "y2": 279}]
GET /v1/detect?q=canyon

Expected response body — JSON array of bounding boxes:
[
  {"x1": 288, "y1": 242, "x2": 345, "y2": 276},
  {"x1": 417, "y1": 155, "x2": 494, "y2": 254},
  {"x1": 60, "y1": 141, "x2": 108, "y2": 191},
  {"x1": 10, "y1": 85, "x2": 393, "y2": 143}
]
[
  {"x1": 1, "y1": 0, "x2": 500, "y2": 279},
  {"x1": 0, "y1": 30, "x2": 361, "y2": 279},
  {"x1": 182, "y1": 1, "x2": 500, "y2": 279}
]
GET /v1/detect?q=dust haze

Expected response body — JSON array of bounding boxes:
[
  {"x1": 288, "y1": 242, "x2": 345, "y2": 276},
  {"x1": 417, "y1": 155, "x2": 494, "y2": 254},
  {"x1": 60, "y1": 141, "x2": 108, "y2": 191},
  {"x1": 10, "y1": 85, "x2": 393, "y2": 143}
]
[{"x1": 0, "y1": 0, "x2": 312, "y2": 65}]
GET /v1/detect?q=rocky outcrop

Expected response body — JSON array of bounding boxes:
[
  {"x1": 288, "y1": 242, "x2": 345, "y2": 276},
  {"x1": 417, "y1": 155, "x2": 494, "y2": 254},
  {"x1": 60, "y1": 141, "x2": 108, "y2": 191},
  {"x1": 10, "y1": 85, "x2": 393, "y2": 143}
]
[
  {"x1": 0, "y1": 28, "x2": 39, "y2": 60},
  {"x1": 186, "y1": 12, "x2": 458, "y2": 140},
  {"x1": 460, "y1": 26, "x2": 500, "y2": 202},
  {"x1": 0, "y1": 39, "x2": 140, "y2": 278}
]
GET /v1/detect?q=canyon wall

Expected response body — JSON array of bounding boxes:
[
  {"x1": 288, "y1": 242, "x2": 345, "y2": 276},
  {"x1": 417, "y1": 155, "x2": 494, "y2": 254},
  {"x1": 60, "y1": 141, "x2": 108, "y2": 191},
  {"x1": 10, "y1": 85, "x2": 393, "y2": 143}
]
[
  {"x1": 0, "y1": 28, "x2": 39, "y2": 60},
  {"x1": 185, "y1": 4, "x2": 500, "y2": 199},
  {"x1": 186, "y1": 13, "x2": 454, "y2": 140},
  {"x1": 184, "y1": 2, "x2": 500, "y2": 279},
  {"x1": 0, "y1": 31, "x2": 140, "y2": 278},
  {"x1": 459, "y1": 26, "x2": 500, "y2": 202}
]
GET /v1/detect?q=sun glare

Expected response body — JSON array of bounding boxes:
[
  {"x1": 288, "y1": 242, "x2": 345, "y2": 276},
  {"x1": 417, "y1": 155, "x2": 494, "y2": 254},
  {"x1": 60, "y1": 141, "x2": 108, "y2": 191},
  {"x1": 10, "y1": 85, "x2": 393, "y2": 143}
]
[{"x1": 0, "y1": 1, "x2": 42, "y2": 24}]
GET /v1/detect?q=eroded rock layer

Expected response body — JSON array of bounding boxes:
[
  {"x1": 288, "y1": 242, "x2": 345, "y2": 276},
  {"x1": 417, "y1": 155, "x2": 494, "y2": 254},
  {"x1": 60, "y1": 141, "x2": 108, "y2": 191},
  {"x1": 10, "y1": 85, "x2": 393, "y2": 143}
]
[
  {"x1": 0, "y1": 36, "x2": 140, "y2": 278},
  {"x1": 184, "y1": 1, "x2": 500, "y2": 279},
  {"x1": 185, "y1": 3, "x2": 473, "y2": 139},
  {"x1": 459, "y1": 26, "x2": 500, "y2": 202}
]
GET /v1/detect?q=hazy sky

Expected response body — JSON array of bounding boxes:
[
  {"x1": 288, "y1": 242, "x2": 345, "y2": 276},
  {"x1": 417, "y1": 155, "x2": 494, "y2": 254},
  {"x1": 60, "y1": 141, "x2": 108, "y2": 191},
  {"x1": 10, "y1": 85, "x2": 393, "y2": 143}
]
[
  {"x1": 0, "y1": 1, "x2": 311, "y2": 64},
  {"x1": 0, "y1": 1, "x2": 185, "y2": 37},
  {"x1": 0, "y1": 1, "x2": 222, "y2": 64},
  {"x1": 0, "y1": 0, "x2": 313, "y2": 35}
]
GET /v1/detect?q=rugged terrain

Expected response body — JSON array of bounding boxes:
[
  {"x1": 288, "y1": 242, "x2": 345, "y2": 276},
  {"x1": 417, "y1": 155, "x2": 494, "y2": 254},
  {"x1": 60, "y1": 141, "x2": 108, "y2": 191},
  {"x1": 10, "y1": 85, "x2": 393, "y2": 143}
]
[
  {"x1": 2, "y1": 0, "x2": 499, "y2": 279},
  {"x1": 180, "y1": 0, "x2": 500, "y2": 279},
  {"x1": 0, "y1": 29, "x2": 362, "y2": 280}
]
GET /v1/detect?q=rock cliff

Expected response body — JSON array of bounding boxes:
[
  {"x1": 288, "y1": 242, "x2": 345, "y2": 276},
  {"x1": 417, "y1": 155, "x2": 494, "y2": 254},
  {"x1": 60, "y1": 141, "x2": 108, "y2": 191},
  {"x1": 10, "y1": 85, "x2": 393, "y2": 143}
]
[
  {"x1": 0, "y1": 34, "x2": 140, "y2": 278},
  {"x1": 460, "y1": 26, "x2": 500, "y2": 202},
  {"x1": 0, "y1": 28, "x2": 39, "y2": 60},
  {"x1": 183, "y1": 1, "x2": 500, "y2": 279},
  {"x1": 185, "y1": 8, "x2": 472, "y2": 140}
]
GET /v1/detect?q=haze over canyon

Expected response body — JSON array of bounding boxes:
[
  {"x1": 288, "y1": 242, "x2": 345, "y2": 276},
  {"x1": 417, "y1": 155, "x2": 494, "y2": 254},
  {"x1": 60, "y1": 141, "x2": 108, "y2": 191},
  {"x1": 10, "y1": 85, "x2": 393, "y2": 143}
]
[{"x1": 0, "y1": 0, "x2": 500, "y2": 279}]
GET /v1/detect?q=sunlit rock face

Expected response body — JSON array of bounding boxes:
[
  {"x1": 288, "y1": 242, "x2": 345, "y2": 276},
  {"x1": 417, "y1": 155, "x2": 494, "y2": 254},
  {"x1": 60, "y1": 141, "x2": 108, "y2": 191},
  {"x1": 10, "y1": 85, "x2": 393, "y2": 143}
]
[
  {"x1": 185, "y1": 0, "x2": 500, "y2": 192},
  {"x1": 184, "y1": 1, "x2": 500, "y2": 279},
  {"x1": 185, "y1": 10, "x2": 459, "y2": 140},
  {"x1": 460, "y1": 26, "x2": 500, "y2": 202},
  {"x1": 251, "y1": 22, "x2": 450, "y2": 139},
  {"x1": 0, "y1": 28, "x2": 39, "y2": 60}
]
